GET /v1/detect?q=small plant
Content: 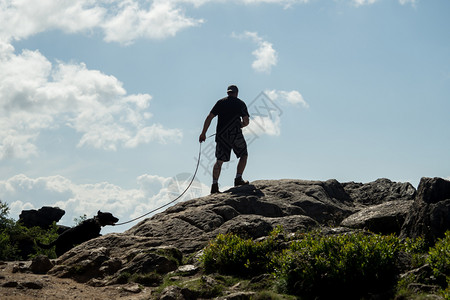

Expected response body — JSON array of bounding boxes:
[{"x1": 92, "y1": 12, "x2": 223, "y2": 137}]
[
  {"x1": 427, "y1": 231, "x2": 450, "y2": 278},
  {"x1": 73, "y1": 214, "x2": 87, "y2": 226},
  {"x1": 200, "y1": 228, "x2": 281, "y2": 277},
  {"x1": 426, "y1": 231, "x2": 450, "y2": 290},
  {"x1": 130, "y1": 272, "x2": 162, "y2": 286}
]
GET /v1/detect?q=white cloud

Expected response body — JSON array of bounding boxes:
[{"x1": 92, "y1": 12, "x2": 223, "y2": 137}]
[
  {"x1": 232, "y1": 31, "x2": 278, "y2": 74},
  {"x1": 0, "y1": 0, "x2": 105, "y2": 42},
  {"x1": 0, "y1": 44, "x2": 182, "y2": 159},
  {"x1": 265, "y1": 89, "x2": 309, "y2": 108},
  {"x1": 351, "y1": 0, "x2": 415, "y2": 6},
  {"x1": 102, "y1": 1, "x2": 203, "y2": 45},
  {"x1": 398, "y1": 0, "x2": 416, "y2": 6},
  {"x1": 0, "y1": 173, "x2": 207, "y2": 230},
  {"x1": 351, "y1": 0, "x2": 378, "y2": 6},
  {"x1": 0, "y1": 0, "x2": 203, "y2": 45},
  {"x1": 243, "y1": 89, "x2": 307, "y2": 137},
  {"x1": 244, "y1": 115, "x2": 281, "y2": 137}
]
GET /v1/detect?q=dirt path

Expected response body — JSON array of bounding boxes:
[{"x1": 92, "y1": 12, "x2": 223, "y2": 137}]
[{"x1": 0, "y1": 262, "x2": 153, "y2": 300}]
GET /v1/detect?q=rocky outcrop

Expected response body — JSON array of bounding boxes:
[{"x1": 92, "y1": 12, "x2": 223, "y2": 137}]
[
  {"x1": 45, "y1": 178, "x2": 427, "y2": 286},
  {"x1": 342, "y1": 178, "x2": 416, "y2": 206},
  {"x1": 19, "y1": 206, "x2": 65, "y2": 229},
  {"x1": 340, "y1": 200, "x2": 413, "y2": 235},
  {"x1": 400, "y1": 177, "x2": 450, "y2": 243}
]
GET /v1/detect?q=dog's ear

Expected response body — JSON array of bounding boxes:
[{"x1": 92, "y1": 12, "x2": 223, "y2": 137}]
[{"x1": 98, "y1": 210, "x2": 101, "y2": 215}]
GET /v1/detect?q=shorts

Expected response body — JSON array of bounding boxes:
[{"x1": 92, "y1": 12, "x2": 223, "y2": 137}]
[{"x1": 215, "y1": 133, "x2": 248, "y2": 162}]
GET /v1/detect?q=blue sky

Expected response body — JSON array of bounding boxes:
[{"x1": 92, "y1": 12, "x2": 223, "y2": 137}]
[{"x1": 1, "y1": 0, "x2": 449, "y2": 232}]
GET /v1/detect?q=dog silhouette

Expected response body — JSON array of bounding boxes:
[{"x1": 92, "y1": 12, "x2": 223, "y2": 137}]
[{"x1": 39, "y1": 211, "x2": 119, "y2": 256}]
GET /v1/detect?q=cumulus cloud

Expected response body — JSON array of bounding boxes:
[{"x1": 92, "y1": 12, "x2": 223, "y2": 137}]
[
  {"x1": 243, "y1": 89, "x2": 308, "y2": 137},
  {"x1": 352, "y1": 0, "x2": 415, "y2": 6},
  {"x1": 244, "y1": 115, "x2": 281, "y2": 137},
  {"x1": 398, "y1": 0, "x2": 416, "y2": 6},
  {"x1": 232, "y1": 31, "x2": 278, "y2": 74},
  {"x1": 265, "y1": 89, "x2": 309, "y2": 108},
  {"x1": 102, "y1": 1, "x2": 203, "y2": 45},
  {"x1": 0, "y1": 173, "x2": 207, "y2": 230},
  {"x1": 0, "y1": 0, "x2": 203, "y2": 45},
  {"x1": 0, "y1": 44, "x2": 182, "y2": 159}
]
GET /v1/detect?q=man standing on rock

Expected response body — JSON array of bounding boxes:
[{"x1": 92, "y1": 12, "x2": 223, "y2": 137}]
[{"x1": 199, "y1": 85, "x2": 250, "y2": 194}]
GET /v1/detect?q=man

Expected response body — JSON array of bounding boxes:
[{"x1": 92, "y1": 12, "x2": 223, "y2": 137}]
[{"x1": 199, "y1": 85, "x2": 250, "y2": 194}]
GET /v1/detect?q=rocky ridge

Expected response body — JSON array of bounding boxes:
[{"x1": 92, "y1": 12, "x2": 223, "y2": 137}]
[{"x1": 2, "y1": 177, "x2": 450, "y2": 299}]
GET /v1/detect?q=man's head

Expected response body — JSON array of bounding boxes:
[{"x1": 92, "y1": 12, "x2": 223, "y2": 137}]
[{"x1": 227, "y1": 85, "x2": 238, "y2": 96}]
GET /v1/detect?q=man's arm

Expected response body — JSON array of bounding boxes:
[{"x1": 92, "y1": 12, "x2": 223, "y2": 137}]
[
  {"x1": 241, "y1": 115, "x2": 249, "y2": 128},
  {"x1": 199, "y1": 113, "x2": 215, "y2": 142}
]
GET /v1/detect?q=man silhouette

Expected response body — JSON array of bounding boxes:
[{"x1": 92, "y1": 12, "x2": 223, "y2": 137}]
[{"x1": 199, "y1": 85, "x2": 250, "y2": 193}]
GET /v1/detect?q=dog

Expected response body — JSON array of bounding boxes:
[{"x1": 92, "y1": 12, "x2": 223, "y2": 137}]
[{"x1": 39, "y1": 211, "x2": 119, "y2": 256}]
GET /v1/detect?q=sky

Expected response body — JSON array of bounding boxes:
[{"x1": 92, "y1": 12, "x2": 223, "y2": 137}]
[{"x1": 1, "y1": 0, "x2": 449, "y2": 233}]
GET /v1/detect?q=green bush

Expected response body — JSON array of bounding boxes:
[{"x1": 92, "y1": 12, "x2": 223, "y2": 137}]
[
  {"x1": 427, "y1": 231, "x2": 450, "y2": 277},
  {"x1": 0, "y1": 200, "x2": 58, "y2": 260},
  {"x1": 273, "y1": 232, "x2": 405, "y2": 299},
  {"x1": 426, "y1": 231, "x2": 450, "y2": 290},
  {"x1": 200, "y1": 228, "x2": 281, "y2": 277}
]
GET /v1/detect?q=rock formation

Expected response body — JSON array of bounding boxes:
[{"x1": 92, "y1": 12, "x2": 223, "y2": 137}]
[
  {"x1": 19, "y1": 206, "x2": 65, "y2": 229},
  {"x1": 47, "y1": 177, "x2": 429, "y2": 286},
  {"x1": 400, "y1": 177, "x2": 450, "y2": 244}
]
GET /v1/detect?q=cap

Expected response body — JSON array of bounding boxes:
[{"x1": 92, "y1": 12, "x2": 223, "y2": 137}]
[{"x1": 227, "y1": 85, "x2": 238, "y2": 93}]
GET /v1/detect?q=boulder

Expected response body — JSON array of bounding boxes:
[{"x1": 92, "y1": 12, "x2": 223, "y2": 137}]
[
  {"x1": 401, "y1": 177, "x2": 450, "y2": 243},
  {"x1": 30, "y1": 255, "x2": 54, "y2": 274},
  {"x1": 342, "y1": 178, "x2": 416, "y2": 206},
  {"x1": 50, "y1": 234, "x2": 182, "y2": 285},
  {"x1": 340, "y1": 200, "x2": 413, "y2": 235},
  {"x1": 19, "y1": 206, "x2": 65, "y2": 229}
]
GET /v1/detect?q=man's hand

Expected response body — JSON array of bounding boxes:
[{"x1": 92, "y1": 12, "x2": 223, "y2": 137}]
[{"x1": 200, "y1": 113, "x2": 215, "y2": 143}]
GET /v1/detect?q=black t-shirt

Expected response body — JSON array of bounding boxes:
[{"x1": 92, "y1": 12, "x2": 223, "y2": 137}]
[{"x1": 211, "y1": 96, "x2": 249, "y2": 140}]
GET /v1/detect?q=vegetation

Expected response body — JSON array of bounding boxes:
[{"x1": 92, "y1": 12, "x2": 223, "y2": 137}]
[
  {"x1": 0, "y1": 200, "x2": 58, "y2": 260},
  {"x1": 201, "y1": 228, "x2": 449, "y2": 299}
]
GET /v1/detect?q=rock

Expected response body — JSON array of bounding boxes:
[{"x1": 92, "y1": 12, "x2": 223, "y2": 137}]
[
  {"x1": 21, "y1": 281, "x2": 44, "y2": 289},
  {"x1": 216, "y1": 291, "x2": 256, "y2": 300},
  {"x1": 342, "y1": 178, "x2": 416, "y2": 206},
  {"x1": 122, "y1": 283, "x2": 142, "y2": 293},
  {"x1": 30, "y1": 255, "x2": 54, "y2": 274},
  {"x1": 2, "y1": 281, "x2": 19, "y2": 288},
  {"x1": 51, "y1": 235, "x2": 182, "y2": 285},
  {"x1": 159, "y1": 285, "x2": 192, "y2": 300},
  {"x1": 19, "y1": 206, "x2": 65, "y2": 229},
  {"x1": 175, "y1": 264, "x2": 199, "y2": 276},
  {"x1": 12, "y1": 262, "x2": 29, "y2": 273},
  {"x1": 401, "y1": 177, "x2": 450, "y2": 243},
  {"x1": 340, "y1": 200, "x2": 413, "y2": 234}
]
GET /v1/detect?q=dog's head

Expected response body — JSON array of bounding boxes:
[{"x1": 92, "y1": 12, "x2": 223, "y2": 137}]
[{"x1": 95, "y1": 211, "x2": 119, "y2": 226}]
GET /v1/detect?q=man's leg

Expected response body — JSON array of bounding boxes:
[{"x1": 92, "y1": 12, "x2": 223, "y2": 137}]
[
  {"x1": 235, "y1": 155, "x2": 249, "y2": 186},
  {"x1": 213, "y1": 160, "x2": 224, "y2": 182},
  {"x1": 236, "y1": 154, "x2": 247, "y2": 176},
  {"x1": 211, "y1": 160, "x2": 223, "y2": 193}
]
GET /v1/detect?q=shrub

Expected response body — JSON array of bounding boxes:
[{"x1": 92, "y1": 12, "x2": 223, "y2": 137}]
[
  {"x1": 427, "y1": 231, "x2": 450, "y2": 277},
  {"x1": 274, "y1": 232, "x2": 403, "y2": 299},
  {"x1": 200, "y1": 228, "x2": 281, "y2": 277},
  {"x1": 0, "y1": 200, "x2": 58, "y2": 260},
  {"x1": 426, "y1": 231, "x2": 450, "y2": 290}
]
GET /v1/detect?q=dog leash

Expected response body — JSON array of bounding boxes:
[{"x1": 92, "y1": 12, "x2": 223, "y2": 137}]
[{"x1": 114, "y1": 134, "x2": 215, "y2": 226}]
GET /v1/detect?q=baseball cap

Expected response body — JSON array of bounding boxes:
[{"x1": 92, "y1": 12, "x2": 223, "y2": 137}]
[{"x1": 227, "y1": 85, "x2": 238, "y2": 93}]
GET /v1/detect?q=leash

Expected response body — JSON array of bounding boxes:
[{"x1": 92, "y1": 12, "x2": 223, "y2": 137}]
[{"x1": 114, "y1": 134, "x2": 215, "y2": 226}]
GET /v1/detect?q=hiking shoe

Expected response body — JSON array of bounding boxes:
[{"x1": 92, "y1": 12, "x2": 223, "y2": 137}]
[
  {"x1": 211, "y1": 183, "x2": 220, "y2": 194},
  {"x1": 234, "y1": 177, "x2": 249, "y2": 187}
]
